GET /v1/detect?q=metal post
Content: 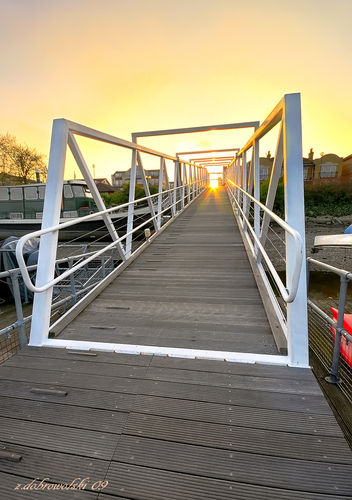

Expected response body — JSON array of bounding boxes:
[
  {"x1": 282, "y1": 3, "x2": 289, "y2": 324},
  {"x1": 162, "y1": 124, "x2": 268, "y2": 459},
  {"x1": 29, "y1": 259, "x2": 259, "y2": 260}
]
[
  {"x1": 181, "y1": 162, "x2": 185, "y2": 210},
  {"x1": 283, "y1": 93, "x2": 309, "y2": 367},
  {"x1": 157, "y1": 157, "x2": 164, "y2": 230},
  {"x1": 125, "y1": 149, "x2": 137, "y2": 258},
  {"x1": 68, "y1": 258, "x2": 77, "y2": 305},
  {"x1": 10, "y1": 272, "x2": 27, "y2": 348},
  {"x1": 253, "y1": 139, "x2": 260, "y2": 245},
  {"x1": 326, "y1": 276, "x2": 349, "y2": 384},
  {"x1": 172, "y1": 160, "x2": 177, "y2": 216},
  {"x1": 29, "y1": 119, "x2": 68, "y2": 346}
]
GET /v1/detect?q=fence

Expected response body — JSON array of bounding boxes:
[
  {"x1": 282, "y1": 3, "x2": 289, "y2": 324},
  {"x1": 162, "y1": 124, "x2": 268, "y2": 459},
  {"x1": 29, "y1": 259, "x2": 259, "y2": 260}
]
[{"x1": 307, "y1": 257, "x2": 352, "y2": 404}]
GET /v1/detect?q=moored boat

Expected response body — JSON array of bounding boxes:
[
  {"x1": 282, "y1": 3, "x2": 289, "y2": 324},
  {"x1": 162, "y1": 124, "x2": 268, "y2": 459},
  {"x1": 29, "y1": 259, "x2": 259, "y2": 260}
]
[{"x1": 0, "y1": 180, "x2": 150, "y2": 241}]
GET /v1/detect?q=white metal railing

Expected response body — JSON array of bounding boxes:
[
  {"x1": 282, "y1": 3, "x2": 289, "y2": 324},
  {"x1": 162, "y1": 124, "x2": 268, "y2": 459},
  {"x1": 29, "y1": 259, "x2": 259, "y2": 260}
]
[
  {"x1": 14, "y1": 94, "x2": 308, "y2": 368},
  {"x1": 225, "y1": 93, "x2": 308, "y2": 367},
  {"x1": 15, "y1": 118, "x2": 207, "y2": 346},
  {"x1": 16, "y1": 184, "x2": 200, "y2": 294},
  {"x1": 226, "y1": 178, "x2": 303, "y2": 303}
]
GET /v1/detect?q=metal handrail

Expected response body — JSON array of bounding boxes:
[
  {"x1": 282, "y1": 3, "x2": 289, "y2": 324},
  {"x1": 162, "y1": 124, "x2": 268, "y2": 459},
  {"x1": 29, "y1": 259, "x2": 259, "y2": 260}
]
[
  {"x1": 16, "y1": 183, "x2": 205, "y2": 294},
  {"x1": 226, "y1": 178, "x2": 304, "y2": 303}
]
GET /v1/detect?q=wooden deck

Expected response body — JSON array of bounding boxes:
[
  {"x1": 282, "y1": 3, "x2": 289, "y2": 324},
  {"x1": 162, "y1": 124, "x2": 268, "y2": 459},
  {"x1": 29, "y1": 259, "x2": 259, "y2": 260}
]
[
  {"x1": 1, "y1": 347, "x2": 352, "y2": 498},
  {"x1": 0, "y1": 188, "x2": 351, "y2": 498},
  {"x1": 55, "y1": 188, "x2": 279, "y2": 354}
]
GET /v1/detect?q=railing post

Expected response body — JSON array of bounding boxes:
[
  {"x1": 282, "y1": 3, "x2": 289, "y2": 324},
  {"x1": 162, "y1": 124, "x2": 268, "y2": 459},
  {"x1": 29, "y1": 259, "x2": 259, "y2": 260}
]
[
  {"x1": 157, "y1": 157, "x2": 164, "y2": 230},
  {"x1": 326, "y1": 276, "x2": 349, "y2": 384},
  {"x1": 181, "y1": 162, "x2": 185, "y2": 209},
  {"x1": 29, "y1": 119, "x2": 68, "y2": 346},
  {"x1": 253, "y1": 139, "x2": 260, "y2": 245},
  {"x1": 283, "y1": 93, "x2": 309, "y2": 367},
  {"x1": 68, "y1": 258, "x2": 77, "y2": 305},
  {"x1": 10, "y1": 271, "x2": 27, "y2": 348},
  {"x1": 126, "y1": 149, "x2": 137, "y2": 258}
]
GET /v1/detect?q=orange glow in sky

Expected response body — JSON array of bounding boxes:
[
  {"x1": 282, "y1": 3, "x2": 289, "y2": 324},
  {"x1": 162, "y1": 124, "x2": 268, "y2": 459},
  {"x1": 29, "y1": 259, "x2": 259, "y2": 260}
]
[{"x1": 1, "y1": 0, "x2": 351, "y2": 181}]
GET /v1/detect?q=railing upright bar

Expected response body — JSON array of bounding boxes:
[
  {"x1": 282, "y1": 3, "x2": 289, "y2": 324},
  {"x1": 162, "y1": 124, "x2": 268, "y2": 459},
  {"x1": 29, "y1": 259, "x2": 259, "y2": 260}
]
[
  {"x1": 30, "y1": 119, "x2": 68, "y2": 346},
  {"x1": 172, "y1": 161, "x2": 178, "y2": 216},
  {"x1": 253, "y1": 139, "x2": 260, "y2": 247},
  {"x1": 126, "y1": 149, "x2": 137, "y2": 258},
  {"x1": 10, "y1": 272, "x2": 27, "y2": 348},
  {"x1": 326, "y1": 277, "x2": 349, "y2": 384},
  {"x1": 283, "y1": 93, "x2": 308, "y2": 367},
  {"x1": 157, "y1": 157, "x2": 164, "y2": 230}
]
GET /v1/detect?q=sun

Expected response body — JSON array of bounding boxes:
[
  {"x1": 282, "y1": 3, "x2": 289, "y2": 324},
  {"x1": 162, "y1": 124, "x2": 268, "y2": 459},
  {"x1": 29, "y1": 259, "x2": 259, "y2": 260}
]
[{"x1": 209, "y1": 178, "x2": 218, "y2": 189}]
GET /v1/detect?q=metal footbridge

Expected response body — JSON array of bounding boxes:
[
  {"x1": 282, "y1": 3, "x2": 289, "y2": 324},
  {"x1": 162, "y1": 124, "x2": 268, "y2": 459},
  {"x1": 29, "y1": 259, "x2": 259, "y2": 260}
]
[{"x1": 0, "y1": 93, "x2": 351, "y2": 498}]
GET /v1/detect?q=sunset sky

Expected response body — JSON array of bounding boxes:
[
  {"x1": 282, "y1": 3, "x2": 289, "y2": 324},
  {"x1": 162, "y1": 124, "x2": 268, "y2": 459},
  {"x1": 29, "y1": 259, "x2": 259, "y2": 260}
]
[{"x1": 1, "y1": 0, "x2": 351, "y2": 181}]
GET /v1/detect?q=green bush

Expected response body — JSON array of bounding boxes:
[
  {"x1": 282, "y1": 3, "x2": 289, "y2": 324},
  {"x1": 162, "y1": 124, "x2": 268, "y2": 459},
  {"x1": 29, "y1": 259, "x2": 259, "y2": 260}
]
[
  {"x1": 304, "y1": 178, "x2": 352, "y2": 216},
  {"x1": 103, "y1": 182, "x2": 160, "y2": 207},
  {"x1": 260, "y1": 177, "x2": 352, "y2": 217},
  {"x1": 260, "y1": 177, "x2": 285, "y2": 215}
]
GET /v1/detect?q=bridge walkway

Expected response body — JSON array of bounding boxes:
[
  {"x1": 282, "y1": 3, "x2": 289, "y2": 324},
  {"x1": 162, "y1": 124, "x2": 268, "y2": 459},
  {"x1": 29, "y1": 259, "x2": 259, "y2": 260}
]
[
  {"x1": 0, "y1": 188, "x2": 351, "y2": 498},
  {"x1": 55, "y1": 187, "x2": 278, "y2": 354}
]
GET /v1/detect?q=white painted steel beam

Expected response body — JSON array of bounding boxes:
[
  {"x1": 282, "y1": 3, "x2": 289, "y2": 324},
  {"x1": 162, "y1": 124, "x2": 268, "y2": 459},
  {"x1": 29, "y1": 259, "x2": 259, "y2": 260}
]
[
  {"x1": 42, "y1": 338, "x2": 290, "y2": 366},
  {"x1": 29, "y1": 119, "x2": 69, "y2": 346},
  {"x1": 132, "y1": 122, "x2": 259, "y2": 138},
  {"x1": 283, "y1": 93, "x2": 308, "y2": 367},
  {"x1": 126, "y1": 149, "x2": 137, "y2": 258},
  {"x1": 67, "y1": 132, "x2": 126, "y2": 261}
]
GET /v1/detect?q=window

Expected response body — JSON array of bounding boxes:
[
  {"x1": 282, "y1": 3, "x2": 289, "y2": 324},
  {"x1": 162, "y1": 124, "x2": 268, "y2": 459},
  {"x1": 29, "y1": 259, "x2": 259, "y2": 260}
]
[
  {"x1": 320, "y1": 162, "x2": 337, "y2": 178},
  {"x1": 303, "y1": 168, "x2": 308, "y2": 180},
  {"x1": 0, "y1": 188, "x2": 9, "y2": 200},
  {"x1": 38, "y1": 186, "x2": 46, "y2": 199},
  {"x1": 10, "y1": 187, "x2": 23, "y2": 200},
  {"x1": 260, "y1": 167, "x2": 268, "y2": 181},
  {"x1": 24, "y1": 186, "x2": 38, "y2": 199},
  {"x1": 63, "y1": 185, "x2": 73, "y2": 198},
  {"x1": 72, "y1": 185, "x2": 85, "y2": 198}
]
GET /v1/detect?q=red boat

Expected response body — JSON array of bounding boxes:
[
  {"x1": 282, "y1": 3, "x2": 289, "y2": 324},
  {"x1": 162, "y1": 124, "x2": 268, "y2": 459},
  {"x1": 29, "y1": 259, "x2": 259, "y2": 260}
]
[{"x1": 331, "y1": 307, "x2": 352, "y2": 368}]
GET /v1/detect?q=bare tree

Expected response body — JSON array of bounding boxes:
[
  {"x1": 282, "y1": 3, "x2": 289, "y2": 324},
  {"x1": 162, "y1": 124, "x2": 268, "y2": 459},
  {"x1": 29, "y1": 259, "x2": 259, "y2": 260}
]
[{"x1": 0, "y1": 133, "x2": 47, "y2": 185}]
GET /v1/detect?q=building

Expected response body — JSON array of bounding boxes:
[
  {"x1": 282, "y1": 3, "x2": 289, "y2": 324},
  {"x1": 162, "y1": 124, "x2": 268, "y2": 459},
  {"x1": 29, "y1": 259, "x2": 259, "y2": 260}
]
[
  {"x1": 259, "y1": 152, "x2": 274, "y2": 181},
  {"x1": 111, "y1": 168, "x2": 159, "y2": 188},
  {"x1": 342, "y1": 154, "x2": 352, "y2": 178},
  {"x1": 93, "y1": 178, "x2": 119, "y2": 195},
  {"x1": 258, "y1": 149, "x2": 343, "y2": 182},
  {"x1": 311, "y1": 152, "x2": 343, "y2": 180}
]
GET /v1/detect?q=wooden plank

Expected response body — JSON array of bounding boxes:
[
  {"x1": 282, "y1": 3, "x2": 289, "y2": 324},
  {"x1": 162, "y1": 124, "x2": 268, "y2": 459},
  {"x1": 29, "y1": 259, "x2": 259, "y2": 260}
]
[
  {"x1": 0, "y1": 379, "x2": 136, "y2": 412},
  {"x1": 131, "y1": 394, "x2": 344, "y2": 437},
  {"x1": 113, "y1": 435, "x2": 352, "y2": 496},
  {"x1": 0, "y1": 443, "x2": 108, "y2": 488},
  {"x1": 123, "y1": 412, "x2": 352, "y2": 463},
  {"x1": 101, "y1": 463, "x2": 351, "y2": 500},
  {"x1": 0, "y1": 417, "x2": 119, "y2": 460},
  {"x1": 0, "y1": 396, "x2": 128, "y2": 434},
  {"x1": 0, "y1": 365, "x2": 142, "y2": 393},
  {"x1": 4, "y1": 354, "x2": 148, "y2": 379},
  {"x1": 140, "y1": 379, "x2": 332, "y2": 414},
  {"x1": 144, "y1": 367, "x2": 322, "y2": 395}
]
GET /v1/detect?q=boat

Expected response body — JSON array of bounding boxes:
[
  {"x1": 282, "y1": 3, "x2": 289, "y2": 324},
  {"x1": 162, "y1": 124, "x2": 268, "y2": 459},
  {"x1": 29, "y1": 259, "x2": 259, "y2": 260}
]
[
  {"x1": 0, "y1": 180, "x2": 151, "y2": 241},
  {"x1": 330, "y1": 307, "x2": 352, "y2": 368}
]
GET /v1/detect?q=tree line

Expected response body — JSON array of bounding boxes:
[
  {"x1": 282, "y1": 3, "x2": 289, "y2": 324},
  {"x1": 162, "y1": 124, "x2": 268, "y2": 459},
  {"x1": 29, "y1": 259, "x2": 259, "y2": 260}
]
[{"x1": 0, "y1": 133, "x2": 47, "y2": 185}]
